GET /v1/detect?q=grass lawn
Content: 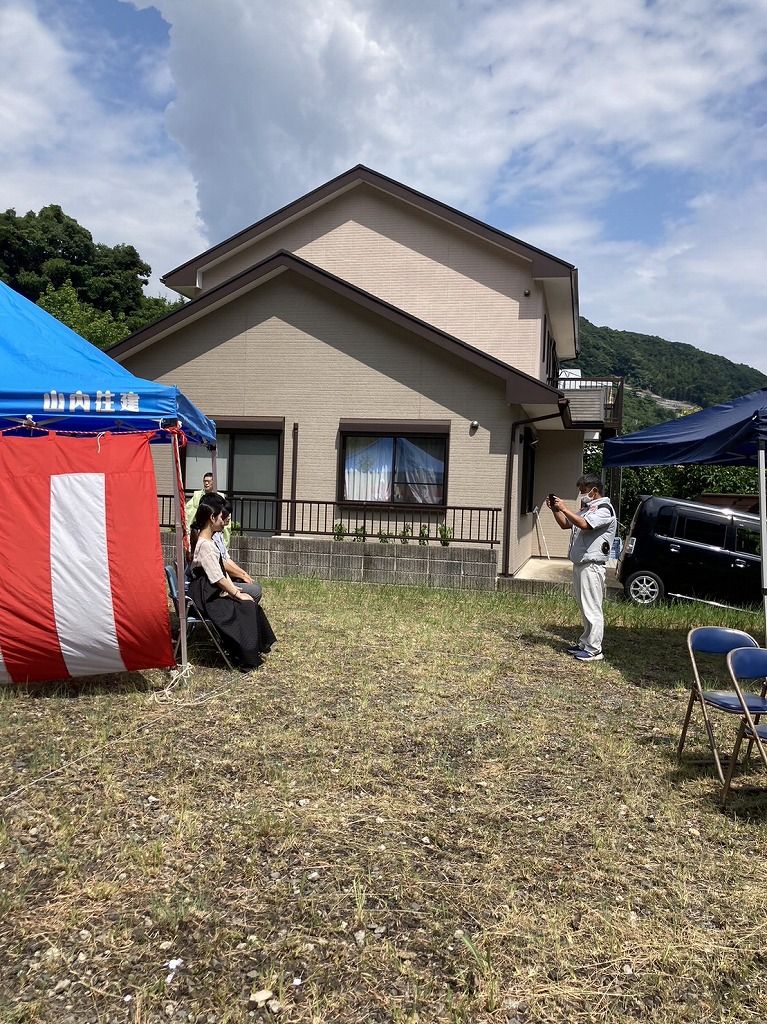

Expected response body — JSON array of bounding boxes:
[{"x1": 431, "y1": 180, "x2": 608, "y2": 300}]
[{"x1": 1, "y1": 579, "x2": 766, "y2": 1023}]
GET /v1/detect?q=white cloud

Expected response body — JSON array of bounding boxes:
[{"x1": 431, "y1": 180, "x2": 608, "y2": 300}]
[
  {"x1": 572, "y1": 180, "x2": 767, "y2": 370},
  {"x1": 0, "y1": 0, "x2": 205, "y2": 292},
  {"x1": 125, "y1": 0, "x2": 767, "y2": 370},
  {"x1": 4, "y1": 0, "x2": 767, "y2": 372}
]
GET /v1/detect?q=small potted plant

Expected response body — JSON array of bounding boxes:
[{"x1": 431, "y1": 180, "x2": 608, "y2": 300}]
[
  {"x1": 332, "y1": 521, "x2": 348, "y2": 542},
  {"x1": 418, "y1": 524, "x2": 429, "y2": 546},
  {"x1": 438, "y1": 524, "x2": 453, "y2": 547},
  {"x1": 353, "y1": 525, "x2": 367, "y2": 542},
  {"x1": 378, "y1": 529, "x2": 390, "y2": 544},
  {"x1": 400, "y1": 523, "x2": 412, "y2": 545}
]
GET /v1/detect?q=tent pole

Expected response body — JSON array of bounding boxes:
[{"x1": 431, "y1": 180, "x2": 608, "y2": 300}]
[
  {"x1": 172, "y1": 432, "x2": 188, "y2": 668},
  {"x1": 759, "y1": 440, "x2": 767, "y2": 645}
]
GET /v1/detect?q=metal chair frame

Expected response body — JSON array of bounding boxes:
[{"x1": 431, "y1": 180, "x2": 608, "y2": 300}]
[
  {"x1": 721, "y1": 647, "x2": 767, "y2": 804},
  {"x1": 678, "y1": 626, "x2": 764, "y2": 785},
  {"x1": 164, "y1": 565, "x2": 235, "y2": 671}
]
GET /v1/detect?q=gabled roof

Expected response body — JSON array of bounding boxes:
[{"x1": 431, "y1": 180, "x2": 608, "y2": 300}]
[
  {"x1": 161, "y1": 165, "x2": 579, "y2": 357},
  {"x1": 110, "y1": 250, "x2": 569, "y2": 417}
]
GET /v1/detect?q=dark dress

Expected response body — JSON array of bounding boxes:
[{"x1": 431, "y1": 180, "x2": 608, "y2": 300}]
[{"x1": 187, "y1": 564, "x2": 276, "y2": 669}]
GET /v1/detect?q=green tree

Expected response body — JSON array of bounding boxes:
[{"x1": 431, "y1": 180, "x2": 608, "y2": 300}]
[
  {"x1": 621, "y1": 390, "x2": 678, "y2": 433},
  {"x1": 124, "y1": 292, "x2": 185, "y2": 334},
  {"x1": 585, "y1": 428, "x2": 758, "y2": 532},
  {"x1": 617, "y1": 464, "x2": 758, "y2": 529},
  {"x1": 36, "y1": 280, "x2": 130, "y2": 350},
  {"x1": 0, "y1": 205, "x2": 184, "y2": 339}
]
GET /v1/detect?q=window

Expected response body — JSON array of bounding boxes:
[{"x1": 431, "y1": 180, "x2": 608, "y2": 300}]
[
  {"x1": 520, "y1": 427, "x2": 537, "y2": 514},
  {"x1": 541, "y1": 318, "x2": 559, "y2": 387},
  {"x1": 186, "y1": 433, "x2": 280, "y2": 497},
  {"x1": 736, "y1": 525, "x2": 761, "y2": 556},
  {"x1": 340, "y1": 432, "x2": 447, "y2": 505},
  {"x1": 654, "y1": 507, "x2": 674, "y2": 536},
  {"x1": 184, "y1": 423, "x2": 283, "y2": 532},
  {"x1": 674, "y1": 515, "x2": 727, "y2": 548},
  {"x1": 185, "y1": 434, "x2": 231, "y2": 492}
]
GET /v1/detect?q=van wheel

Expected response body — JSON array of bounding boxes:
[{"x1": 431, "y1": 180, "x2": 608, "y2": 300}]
[{"x1": 625, "y1": 571, "x2": 665, "y2": 606}]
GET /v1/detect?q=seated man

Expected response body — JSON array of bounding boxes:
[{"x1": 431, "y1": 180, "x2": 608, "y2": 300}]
[{"x1": 199, "y1": 494, "x2": 262, "y2": 603}]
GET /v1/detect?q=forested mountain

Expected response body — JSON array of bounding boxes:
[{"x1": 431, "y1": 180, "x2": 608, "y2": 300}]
[
  {"x1": 568, "y1": 319, "x2": 764, "y2": 524},
  {"x1": 563, "y1": 319, "x2": 767, "y2": 409}
]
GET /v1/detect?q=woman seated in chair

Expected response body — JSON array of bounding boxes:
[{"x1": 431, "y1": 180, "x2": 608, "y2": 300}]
[{"x1": 188, "y1": 493, "x2": 276, "y2": 670}]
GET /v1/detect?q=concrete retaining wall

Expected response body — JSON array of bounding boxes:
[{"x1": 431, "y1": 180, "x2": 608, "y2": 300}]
[{"x1": 160, "y1": 534, "x2": 498, "y2": 591}]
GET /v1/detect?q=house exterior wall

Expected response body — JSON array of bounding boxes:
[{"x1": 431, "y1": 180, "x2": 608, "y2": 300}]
[
  {"x1": 527, "y1": 432, "x2": 586, "y2": 560},
  {"x1": 497, "y1": 429, "x2": 582, "y2": 570},
  {"x1": 151, "y1": 445, "x2": 175, "y2": 497},
  {"x1": 123, "y1": 274, "x2": 559, "y2": 571},
  {"x1": 199, "y1": 185, "x2": 544, "y2": 377}
]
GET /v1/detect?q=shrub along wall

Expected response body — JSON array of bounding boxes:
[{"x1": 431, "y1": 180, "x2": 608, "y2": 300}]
[{"x1": 160, "y1": 534, "x2": 498, "y2": 591}]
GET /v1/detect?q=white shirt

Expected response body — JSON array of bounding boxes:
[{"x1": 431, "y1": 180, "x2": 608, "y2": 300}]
[{"x1": 192, "y1": 537, "x2": 225, "y2": 584}]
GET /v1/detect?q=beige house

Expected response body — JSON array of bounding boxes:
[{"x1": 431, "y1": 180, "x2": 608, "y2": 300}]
[{"x1": 110, "y1": 166, "x2": 620, "y2": 576}]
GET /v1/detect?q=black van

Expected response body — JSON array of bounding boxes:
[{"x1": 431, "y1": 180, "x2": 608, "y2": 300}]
[{"x1": 617, "y1": 495, "x2": 762, "y2": 608}]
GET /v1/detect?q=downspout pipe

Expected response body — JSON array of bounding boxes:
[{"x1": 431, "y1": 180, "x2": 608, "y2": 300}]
[
  {"x1": 289, "y1": 422, "x2": 298, "y2": 535},
  {"x1": 502, "y1": 404, "x2": 567, "y2": 577}
]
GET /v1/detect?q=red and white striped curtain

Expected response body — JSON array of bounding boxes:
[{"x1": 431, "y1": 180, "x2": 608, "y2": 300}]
[{"x1": 0, "y1": 431, "x2": 175, "y2": 684}]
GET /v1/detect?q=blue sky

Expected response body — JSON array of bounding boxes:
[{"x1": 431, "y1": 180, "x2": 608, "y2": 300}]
[{"x1": 3, "y1": 0, "x2": 767, "y2": 372}]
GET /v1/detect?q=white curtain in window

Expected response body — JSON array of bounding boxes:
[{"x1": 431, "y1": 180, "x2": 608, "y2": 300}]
[
  {"x1": 394, "y1": 437, "x2": 444, "y2": 504},
  {"x1": 344, "y1": 437, "x2": 393, "y2": 501}
]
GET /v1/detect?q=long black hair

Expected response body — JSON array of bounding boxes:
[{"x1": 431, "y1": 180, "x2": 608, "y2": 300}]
[{"x1": 190, "y1": 492, "x2": 227, "y2": 555}]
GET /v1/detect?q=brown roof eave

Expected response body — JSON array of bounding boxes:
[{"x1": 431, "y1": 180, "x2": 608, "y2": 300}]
[
  {"x1": 161, "y1": 164, "x2": 576, "y2": 291},
  {"x1": 112, "y1": 251, "x2": 564, "y2": 414}
]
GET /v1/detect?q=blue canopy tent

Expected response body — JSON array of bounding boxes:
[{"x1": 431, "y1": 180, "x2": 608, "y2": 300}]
[
  {"x1": 604, "y1": 388, "x2": 767, "y2": 639},
  {"x1": 0, "y1": 280, "x2": 216, "y2": 444},
  {"x1": 0, "y1": 280, "x2": 217, "y2": 667}
]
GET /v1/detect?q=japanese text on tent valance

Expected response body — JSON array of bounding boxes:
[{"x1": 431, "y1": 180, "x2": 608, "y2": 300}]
[{"x1": 43, "y1": 389, "x2": 141, "y2": 413}]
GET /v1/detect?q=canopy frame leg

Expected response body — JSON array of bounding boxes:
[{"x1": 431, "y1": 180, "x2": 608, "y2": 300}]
[{"x1": 171, "y1": 432, "x2": 188, "y2": 668}]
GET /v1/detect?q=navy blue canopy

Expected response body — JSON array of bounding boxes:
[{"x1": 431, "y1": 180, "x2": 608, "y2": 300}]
[
  {"x1": 0, "y1": 281, "x2": 216, "y2": 446},
  {"x1": 604, "y1": 387, "x2": 767, "y2": 639},
  {"x1": 604, "y1": 388, "x2": 767, "y2": 469}
]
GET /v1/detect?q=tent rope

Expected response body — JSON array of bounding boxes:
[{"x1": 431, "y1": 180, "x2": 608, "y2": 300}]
[
  {"x1": 0, "y1": 677, "x2": 231, "y2": 806},
  {"x1": 0, "y1": 424, "x2": 161, "y2": 437},
  {"x1": 1, "y1": 422, "x2": 192, "y2": 440}
]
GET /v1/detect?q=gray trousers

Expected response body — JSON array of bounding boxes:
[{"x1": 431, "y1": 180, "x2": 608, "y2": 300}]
[
  {"x1": 234, "y1": 580, "x2": 262, "y2": 603},
  {"x1": 572, "y1": 561, "x2": 606, "y2": 654}
]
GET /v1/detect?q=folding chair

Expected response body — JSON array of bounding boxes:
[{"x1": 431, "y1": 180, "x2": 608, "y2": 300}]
[
  {"x1": 678, "y1": 626, "x2": 765, "y2": 785},
  {"x1": 164, "y1": 565, "x2": 236, "y2": 670},
  {"x1": 721, "y1": 647, "x2": 767, "y2": 804}
]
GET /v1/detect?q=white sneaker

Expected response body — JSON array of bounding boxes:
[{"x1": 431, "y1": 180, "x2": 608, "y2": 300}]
[{"x1": 572, "y1": 650, "x2": 603, "y2": 662}]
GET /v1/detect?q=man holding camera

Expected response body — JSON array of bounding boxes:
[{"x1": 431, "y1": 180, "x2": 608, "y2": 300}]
[{"x1": 548, "y1": 474, "x2": 617, "y2": 662}]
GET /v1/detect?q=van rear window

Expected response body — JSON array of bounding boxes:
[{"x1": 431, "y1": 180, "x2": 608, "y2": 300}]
[
  {"x1": 654, "y1": 508, "x2": 674, "y2": 536},
  {"x1": 674, "y1": 515, "x2": 727, "y2": 547}
]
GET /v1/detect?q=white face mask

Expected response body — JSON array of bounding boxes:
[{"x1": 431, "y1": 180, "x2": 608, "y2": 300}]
[{"x1": 578, "y1": 490, "x2": 594, "y2": 508}]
